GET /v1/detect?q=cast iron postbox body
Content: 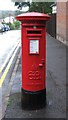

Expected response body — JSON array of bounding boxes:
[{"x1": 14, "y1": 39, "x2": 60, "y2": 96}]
[{"x1": 16, "y1": 12, "x2": 50, "y2": 109}]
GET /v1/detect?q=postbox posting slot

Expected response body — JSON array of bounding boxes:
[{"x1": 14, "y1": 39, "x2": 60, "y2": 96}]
[
  {"x1": 27, "y1": 29, "x2": 42, "y2": 37},
  {"x1": 27, "y1": 30, "x2": 41, "y2": 34}
]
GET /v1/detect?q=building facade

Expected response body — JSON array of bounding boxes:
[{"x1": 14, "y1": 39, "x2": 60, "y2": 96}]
[{"x1": 57, "y1": 2, "x2": 68, "y2": 45}]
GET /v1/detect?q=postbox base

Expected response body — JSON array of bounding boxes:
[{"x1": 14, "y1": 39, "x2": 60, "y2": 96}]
[{"x1": 21, "y1": 88, "x2": 46, "y2": 110}]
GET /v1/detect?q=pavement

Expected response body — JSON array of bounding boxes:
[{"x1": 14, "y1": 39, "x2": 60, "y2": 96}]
[{"x1": 2, "y1": 34, "x2": 67, "y2": 119}]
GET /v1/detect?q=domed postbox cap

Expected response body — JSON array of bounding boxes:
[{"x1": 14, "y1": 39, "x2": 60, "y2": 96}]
[{"x1": 16, "y1": 12, "x2": 50, "y2": 22}]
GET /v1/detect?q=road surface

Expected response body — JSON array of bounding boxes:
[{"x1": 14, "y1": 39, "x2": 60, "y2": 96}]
[
  {"x1": 0, "y1": 30, "x2": 21, "y2": 119},
  {"x1": 0, "y1": 30, "x2": 21, "y2": 68}
]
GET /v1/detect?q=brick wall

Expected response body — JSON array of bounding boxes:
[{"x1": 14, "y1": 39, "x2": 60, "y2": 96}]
[{"x1": 57, "y1": 2, "x2": 67, "y2": 45}]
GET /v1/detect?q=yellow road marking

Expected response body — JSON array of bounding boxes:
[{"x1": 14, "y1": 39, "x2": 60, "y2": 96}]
[
  {"x1": 0, "y1": 41, "x2": 20, "y2": 73},
  {"x1": 0, "y1": 44, "x2": 20, "y2": 88}
]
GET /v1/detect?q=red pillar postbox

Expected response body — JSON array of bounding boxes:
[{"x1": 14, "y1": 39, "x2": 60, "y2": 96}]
[{"x1": 16, "y1": 12, "x2": 50, "y2": 109}]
